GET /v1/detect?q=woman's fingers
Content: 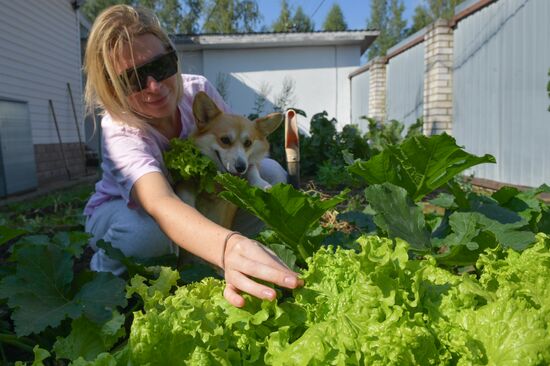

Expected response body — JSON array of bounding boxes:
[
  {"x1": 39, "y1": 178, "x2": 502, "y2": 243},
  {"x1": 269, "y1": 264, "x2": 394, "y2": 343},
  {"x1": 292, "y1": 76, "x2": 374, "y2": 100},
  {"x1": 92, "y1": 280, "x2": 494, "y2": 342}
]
[
  {"x1": 225, "y1": 270, "x2": 277, "y2": 302},
  {"x1": 223, "y1": 283, "x2": 245, "y2": 308},
  {"x1": 225, "y1": 253, "x2": 302, "y2": 290},
  {"x1": 225, "y1": 236, "x2": 301, "y2": 284},
  {"x1": 221, "y1": 234, "x2": 305, "y2": 306}
]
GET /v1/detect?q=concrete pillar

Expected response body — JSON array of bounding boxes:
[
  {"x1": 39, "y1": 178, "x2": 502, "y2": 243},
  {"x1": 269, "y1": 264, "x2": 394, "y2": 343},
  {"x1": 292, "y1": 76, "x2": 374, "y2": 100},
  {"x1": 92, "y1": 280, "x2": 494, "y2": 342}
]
[
  {"x1": 368, "y1": 57, "x2": 387, "y2": 122},
  {"x1": 423, "y1": 19, "x2": 454, "y2": 135}
]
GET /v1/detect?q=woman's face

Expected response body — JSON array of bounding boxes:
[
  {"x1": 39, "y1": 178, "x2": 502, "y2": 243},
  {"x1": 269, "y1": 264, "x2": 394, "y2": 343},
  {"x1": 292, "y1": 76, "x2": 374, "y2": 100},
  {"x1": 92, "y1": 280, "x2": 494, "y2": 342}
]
[{"x1": 115, "y1": 33, "x2": 178, "y2": 120}]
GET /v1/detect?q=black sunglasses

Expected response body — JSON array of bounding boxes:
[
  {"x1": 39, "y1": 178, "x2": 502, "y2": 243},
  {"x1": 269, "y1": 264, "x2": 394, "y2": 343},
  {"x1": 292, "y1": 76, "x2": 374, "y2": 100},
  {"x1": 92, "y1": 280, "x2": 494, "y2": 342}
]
[{"x1": 120, "y1": 49, "x2": 178, "y2": 93}]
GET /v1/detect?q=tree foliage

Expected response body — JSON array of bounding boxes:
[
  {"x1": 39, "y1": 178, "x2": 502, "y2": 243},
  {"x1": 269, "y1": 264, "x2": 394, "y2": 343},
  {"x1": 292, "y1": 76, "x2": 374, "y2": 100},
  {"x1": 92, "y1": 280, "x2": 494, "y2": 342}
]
[
  {"x1": 408, "y1": 0, "x2": 466, "y2": 35},
  {"x1": 272, "y1": 0, "x2": 313, "y2": 32},
  {"x1": 272, "y1": 0, "x2": 292, "y2": 32},
  {"x1": 81, "y1": 0, "x2": 200, "y2": 34},
  {"x1": 180, "y1": 0, "x2": 205, "y2": 34},
  {"x1": 81, "y1": 0, "x2": 259, "y2": 34},
  {"x1": 366, "y1": 0, "x2": 407, "y2": 60},
  {"x1": 292, "y1": 6, "x2": 314, "y2": 32},
  {"x1": 81, "y1": 0, "x2": 132, "y2": 21},
  {"x1": 322, "y1": 3, "x2": 347, "y2": 31},
  {"x1": 202, "y1": 0, "x2": 261, "y2": 33}
]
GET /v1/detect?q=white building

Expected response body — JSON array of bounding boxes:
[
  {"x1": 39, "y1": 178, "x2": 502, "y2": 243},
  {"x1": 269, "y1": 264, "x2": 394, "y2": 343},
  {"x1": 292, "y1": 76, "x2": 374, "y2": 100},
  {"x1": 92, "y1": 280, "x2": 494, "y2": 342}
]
[
  {"x1": 0, "y1": 0, "x2": 376, "y2": 195},
  {"x1": 174, "y1": 31, "x2": 376, "y2": 131},
  {"x1": 0, "y1": 0, "x2": 86, "y2": 196}
]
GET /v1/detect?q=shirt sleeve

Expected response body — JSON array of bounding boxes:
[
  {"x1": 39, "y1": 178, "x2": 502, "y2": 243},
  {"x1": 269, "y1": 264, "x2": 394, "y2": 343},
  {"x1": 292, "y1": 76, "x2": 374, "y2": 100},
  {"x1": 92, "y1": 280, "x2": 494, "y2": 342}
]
[{"x1": 101, "y1": 128, "x2": 163, "y2": 205}]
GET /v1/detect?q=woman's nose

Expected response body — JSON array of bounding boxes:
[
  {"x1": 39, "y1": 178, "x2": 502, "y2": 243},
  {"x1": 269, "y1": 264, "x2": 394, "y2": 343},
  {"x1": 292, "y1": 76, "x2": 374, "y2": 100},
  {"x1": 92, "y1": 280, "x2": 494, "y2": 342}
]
[{"x1": 144, "y1": 76, "x2": 162, "y2": 92}]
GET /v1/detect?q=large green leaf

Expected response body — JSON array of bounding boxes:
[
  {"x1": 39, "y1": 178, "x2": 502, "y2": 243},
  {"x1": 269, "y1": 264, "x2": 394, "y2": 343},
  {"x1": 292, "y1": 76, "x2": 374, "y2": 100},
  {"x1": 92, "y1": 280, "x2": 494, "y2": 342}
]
[
  {"x1": 0, "y1": 243, "x2": 127, "y2": 336},
  {"x1": 0, "y1": 244, "x2": 81, "y2": 336},
  {"x1": 434, "y1": 212, "x2": 536, "y2": 266},
  {"x1": 348, "y1": 133, "x2": 496, "y2": 201},
  {"x1": 365, "y1": 183, "x2": 431, "y2": 252},
  {"x1": 0, "y1": 226, "x2": 27, "y2": 246},
  {"x1": 492, "y1": 184, "x2": 550, "y2": 231},
  {"x1": 215, "y1": 175, "x2": 348, "y2": 262},
  {"x1": 53, "y1": 313, "x2": 126, "y2": 362}
]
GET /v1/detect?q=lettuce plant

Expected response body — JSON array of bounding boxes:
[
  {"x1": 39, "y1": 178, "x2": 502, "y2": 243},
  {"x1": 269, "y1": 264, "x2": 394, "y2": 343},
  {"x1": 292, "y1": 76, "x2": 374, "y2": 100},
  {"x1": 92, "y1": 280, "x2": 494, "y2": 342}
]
[{"x1": 76, "y1": 234, "x2": 550, "y2": 365}]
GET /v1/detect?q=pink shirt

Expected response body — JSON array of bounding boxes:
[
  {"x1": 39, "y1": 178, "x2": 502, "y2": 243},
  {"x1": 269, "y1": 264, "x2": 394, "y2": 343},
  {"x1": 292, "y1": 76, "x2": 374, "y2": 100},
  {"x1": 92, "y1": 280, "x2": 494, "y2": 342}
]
[{"x1": 84, "y1": 74, "x2": 229, "y2": 216}]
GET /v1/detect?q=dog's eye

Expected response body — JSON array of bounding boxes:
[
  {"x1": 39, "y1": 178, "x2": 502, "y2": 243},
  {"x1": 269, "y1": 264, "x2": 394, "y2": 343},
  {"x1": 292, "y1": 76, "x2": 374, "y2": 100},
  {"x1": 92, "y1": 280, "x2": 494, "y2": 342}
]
[
  {"x1": 220, "y1": 136, "x2": 231, "y2": 145},
  {"x1": 244, "y1": 139, "x2": 252, "y2": 148}
]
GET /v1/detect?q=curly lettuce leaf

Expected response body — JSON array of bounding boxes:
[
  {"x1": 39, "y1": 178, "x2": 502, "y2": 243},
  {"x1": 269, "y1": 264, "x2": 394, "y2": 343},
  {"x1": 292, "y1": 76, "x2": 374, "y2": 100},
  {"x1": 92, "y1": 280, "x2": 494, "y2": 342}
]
[
  {"x1": 85, "y1": 235, "x2": 550, "y2": 365},
  {"x1": 163, "y1": 138, "x2": 218, "y2": 193}
]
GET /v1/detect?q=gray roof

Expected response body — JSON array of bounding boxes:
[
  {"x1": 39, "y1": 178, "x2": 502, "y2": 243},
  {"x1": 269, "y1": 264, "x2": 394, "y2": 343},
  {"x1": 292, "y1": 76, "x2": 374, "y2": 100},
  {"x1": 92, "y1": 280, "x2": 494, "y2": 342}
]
[{"x1": 172, "y1": 30, "x2": 379, "y2": 55}]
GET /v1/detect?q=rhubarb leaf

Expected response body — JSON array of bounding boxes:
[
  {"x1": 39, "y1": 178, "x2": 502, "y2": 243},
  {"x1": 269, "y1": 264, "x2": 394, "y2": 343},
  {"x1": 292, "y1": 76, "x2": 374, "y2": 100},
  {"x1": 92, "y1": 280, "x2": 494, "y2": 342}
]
[
  {"x1": 365, "y1": 183, "x2": 431, "y2": 252},
  {"x1": 349, "y1": 133, "x2": 496, "y2": 201},
  {"x1": 216, "y1": 175, "x2": 347, "y2": 262}
]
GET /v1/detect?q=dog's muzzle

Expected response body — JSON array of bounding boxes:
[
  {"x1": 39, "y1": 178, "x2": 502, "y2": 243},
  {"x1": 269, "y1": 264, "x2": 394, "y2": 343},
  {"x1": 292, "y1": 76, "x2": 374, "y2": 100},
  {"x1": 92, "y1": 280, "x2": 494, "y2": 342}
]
[{"x1": 215, "y1": 150, "x2": 247, "y2": 176}]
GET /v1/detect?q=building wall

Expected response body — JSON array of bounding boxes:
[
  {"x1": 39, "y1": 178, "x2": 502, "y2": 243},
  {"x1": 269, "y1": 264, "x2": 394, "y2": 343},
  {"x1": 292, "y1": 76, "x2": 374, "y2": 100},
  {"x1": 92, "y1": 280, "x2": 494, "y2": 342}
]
[
  {"x1": 350, "y1": 69, "x2": 370, "y2": 130},
  {"x1": 181, "y1": 45, "x2": 360, "y2": 132},
  {"x1": 0, "y1": 0, "x2": 85, "y2": 187},
  {"x1": 386, "y1": 42, "x2": 424, "y2": 130},
  {"x1": 453, "y1": 0, "x2": 550, "y2": 187}
]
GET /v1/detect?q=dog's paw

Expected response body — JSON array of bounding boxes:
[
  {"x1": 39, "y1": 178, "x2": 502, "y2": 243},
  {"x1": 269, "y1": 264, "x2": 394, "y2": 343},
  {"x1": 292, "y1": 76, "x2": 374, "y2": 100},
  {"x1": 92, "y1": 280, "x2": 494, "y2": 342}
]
[{"x1": 251, "y1": 179, "x2": 271, "y2": 190}]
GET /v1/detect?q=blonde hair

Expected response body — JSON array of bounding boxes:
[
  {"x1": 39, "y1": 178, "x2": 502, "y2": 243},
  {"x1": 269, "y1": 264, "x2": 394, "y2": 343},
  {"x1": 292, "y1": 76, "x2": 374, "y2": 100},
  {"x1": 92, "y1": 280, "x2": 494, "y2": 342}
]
[{"x1": 84, "y1": 5, "x2": 183, "y2": 129}]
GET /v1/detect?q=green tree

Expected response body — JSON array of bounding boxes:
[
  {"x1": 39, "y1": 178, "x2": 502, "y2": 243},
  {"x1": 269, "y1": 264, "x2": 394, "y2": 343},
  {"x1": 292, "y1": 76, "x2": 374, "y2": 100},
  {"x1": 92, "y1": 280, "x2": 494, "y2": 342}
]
[
  {"x1": 408, "y1": 5, "x2": 432, "y2": 34},
  {"x1": 202, "y1": 0, "x2": 261, "y2": 33},
  {"x1": 387, "y1": 0, "x2": 406, "y2": 44},
  {"x1": 81, "y1": 0, "x2": 201, "y2": 34},
  {"x1": 408, "y1": 0, "x2": 466, "y2": 35},
  {"x1": 272, "y1": 0, "x2": 292, "y2": 32},
  {"x1": 180, "y1": 0, "x2": 204, "y2": 34},
  {"x1": 292, "y1": 6, "x2": 314, "y2": 32},
  {"x1": 81, "y1": 0, "x2": 132, "y2": 21},
  {"x1": 323, "y1": 3, "x2": 347, "y2": 31},
  {"x1": 156, "y1": 0, "x2": 183, "y2": 34},
  {"x1": 366, "y1": 0, "x2": 406, "y2": 59}
]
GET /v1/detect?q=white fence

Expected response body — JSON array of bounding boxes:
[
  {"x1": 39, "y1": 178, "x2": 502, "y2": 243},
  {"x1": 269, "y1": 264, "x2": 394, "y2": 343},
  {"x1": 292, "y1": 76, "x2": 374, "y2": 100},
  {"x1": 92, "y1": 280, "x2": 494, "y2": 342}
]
[{"x1": 349, "y1": 0, "x2": 550, "y2": 187}]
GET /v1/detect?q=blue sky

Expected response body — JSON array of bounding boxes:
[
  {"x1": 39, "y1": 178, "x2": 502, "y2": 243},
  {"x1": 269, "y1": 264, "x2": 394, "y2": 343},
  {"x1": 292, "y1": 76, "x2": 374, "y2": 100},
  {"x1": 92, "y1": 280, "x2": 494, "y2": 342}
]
[{"x1": 256, "y1": 0, "x2": 425, "y2": 31}]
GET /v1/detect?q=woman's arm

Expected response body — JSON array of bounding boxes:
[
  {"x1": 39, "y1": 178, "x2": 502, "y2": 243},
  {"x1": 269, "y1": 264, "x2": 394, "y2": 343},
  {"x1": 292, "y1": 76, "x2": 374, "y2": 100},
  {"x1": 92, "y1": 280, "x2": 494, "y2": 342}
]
[{"x1": 131, "y1": 171, "x2": 302, "y2": 307}]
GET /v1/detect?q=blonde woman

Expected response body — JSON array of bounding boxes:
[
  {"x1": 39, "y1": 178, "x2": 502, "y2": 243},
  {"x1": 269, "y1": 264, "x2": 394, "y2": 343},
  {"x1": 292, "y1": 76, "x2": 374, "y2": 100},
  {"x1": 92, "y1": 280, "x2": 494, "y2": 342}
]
[{"x1": 83, "y1": 4, "x2": 301, "y2": 307}]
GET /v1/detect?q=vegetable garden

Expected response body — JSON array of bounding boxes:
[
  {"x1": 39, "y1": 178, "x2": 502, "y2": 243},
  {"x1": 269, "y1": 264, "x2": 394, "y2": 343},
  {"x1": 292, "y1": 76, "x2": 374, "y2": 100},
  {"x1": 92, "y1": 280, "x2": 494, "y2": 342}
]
[{"x1": 1, "y1": 113, "x2": 549, "y2": 365}]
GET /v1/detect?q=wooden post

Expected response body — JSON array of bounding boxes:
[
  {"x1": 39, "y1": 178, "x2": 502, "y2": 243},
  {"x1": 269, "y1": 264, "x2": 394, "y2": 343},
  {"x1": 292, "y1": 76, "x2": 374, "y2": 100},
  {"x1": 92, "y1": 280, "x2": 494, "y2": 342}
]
[
  {"x1": 48, "y1": 99, "x2": 71, "y2": 179},
  {"x1": 284, "y1": 109, "x2": 300, "y2": 188},
  {"x1": 67, "y1": 82, "x2": 87, "y2": 174}
]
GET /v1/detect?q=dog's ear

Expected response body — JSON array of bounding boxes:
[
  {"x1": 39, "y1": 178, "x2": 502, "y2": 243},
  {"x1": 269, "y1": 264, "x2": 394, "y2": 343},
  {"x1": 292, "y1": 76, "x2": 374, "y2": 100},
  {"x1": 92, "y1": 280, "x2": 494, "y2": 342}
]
[
  {"x1": 255, "y1": 113, "x2": 283, "y2": 136},
  {"x1": 193, "y1": 91, "x2": 223, "y2": 130}
]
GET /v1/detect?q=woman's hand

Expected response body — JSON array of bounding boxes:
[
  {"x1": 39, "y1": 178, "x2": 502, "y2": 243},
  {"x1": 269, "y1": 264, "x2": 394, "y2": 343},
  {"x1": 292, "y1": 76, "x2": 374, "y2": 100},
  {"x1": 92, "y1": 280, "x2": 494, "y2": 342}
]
[{"x1": 222, "y1": 233, "x2": 304, "y2": 307}]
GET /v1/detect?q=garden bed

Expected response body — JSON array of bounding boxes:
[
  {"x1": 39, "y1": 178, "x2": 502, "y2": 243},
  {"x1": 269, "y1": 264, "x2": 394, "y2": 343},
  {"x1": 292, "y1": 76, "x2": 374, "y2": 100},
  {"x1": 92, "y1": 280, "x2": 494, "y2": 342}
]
[{"x1": 1, "y1": 129, "x2": 550, "y2": 365}]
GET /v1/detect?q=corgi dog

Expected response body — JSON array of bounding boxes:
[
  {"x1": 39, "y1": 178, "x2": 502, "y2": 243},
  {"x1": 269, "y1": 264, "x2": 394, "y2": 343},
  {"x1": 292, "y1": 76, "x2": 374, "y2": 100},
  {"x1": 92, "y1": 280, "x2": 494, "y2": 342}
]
[{"x1": 175, "y1": 91, "x2": 283, "y2": 229}]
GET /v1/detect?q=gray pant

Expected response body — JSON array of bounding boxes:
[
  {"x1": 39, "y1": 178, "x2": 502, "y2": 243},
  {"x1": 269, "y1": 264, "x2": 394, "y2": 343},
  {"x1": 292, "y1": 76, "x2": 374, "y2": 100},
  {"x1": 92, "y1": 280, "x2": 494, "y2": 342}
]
[{"x1": 86, "y1": 158, "x2": 287, "y2": 275}]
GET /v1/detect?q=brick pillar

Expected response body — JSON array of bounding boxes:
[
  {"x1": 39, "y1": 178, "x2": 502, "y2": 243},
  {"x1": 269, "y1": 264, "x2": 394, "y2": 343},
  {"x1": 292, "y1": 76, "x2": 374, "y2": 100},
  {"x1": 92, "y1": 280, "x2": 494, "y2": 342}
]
[
  {"x1": 423, "y1": 19, "x2": 454, "y2": 136},
  {"x1": 368, "y1": 57, "x2": 387, "y2": 122}
]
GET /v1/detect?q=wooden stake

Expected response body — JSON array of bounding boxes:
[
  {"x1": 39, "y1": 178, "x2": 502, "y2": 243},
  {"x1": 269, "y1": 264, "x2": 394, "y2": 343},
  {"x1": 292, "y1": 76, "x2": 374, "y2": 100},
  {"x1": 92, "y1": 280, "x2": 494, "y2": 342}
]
[
  {"x1": 67, "y1": 82, "x2": 87, "y2": 174},
  {"x1": 48, "y1": 99, "x2": 71, "y2": 179}
]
